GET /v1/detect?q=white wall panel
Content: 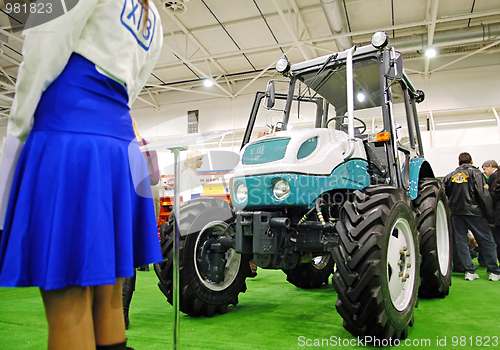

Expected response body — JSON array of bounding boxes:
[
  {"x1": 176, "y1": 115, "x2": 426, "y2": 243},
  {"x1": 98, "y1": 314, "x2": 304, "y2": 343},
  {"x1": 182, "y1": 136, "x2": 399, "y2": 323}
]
[{"x1": 413, "y1": 65, "x2": 500, "y2": 111}]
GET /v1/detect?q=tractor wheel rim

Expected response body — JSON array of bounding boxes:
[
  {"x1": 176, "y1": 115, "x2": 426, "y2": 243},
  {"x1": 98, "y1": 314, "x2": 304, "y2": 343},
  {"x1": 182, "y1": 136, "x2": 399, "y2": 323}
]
[
  {"x1": 194, "y1": 221, "x2": 241, "y2": 291},
  {"x1": 436, "y1": 200, "x2": 450, "y2": 276},
  {"x1": 387, "y1": 218, "x2": 417, "y2": 311}
]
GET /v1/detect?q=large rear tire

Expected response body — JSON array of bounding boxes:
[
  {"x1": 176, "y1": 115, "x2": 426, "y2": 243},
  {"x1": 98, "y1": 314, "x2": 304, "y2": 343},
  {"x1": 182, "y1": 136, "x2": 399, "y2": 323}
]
[
  {"x1": 414, "y1": 178, "x2": 452, "y2": 298},
  {"x1": 332, "y1": 186, "x2": 420, "y2": 339},
  {"x1": 154, "y1": 197, "x2": 252, "y2": 317},
  {"x1": 283, "y1": 255, "x2": 334, "y2": 289}
]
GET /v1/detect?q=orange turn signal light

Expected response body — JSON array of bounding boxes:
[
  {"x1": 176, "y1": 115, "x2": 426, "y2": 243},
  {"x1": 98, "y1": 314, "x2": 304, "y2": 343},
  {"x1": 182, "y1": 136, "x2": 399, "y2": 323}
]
[{"x1": 376, "y1": 131, "x2": 390, "y2": 142}]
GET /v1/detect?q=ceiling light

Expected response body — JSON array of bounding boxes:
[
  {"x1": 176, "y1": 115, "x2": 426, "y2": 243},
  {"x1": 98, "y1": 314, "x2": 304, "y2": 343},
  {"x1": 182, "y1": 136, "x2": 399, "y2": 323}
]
[
  {"x1": 425, "y1": 47, "x2": 437, "y2": 58},
  {"x1": 357, "y1": 92, "x2": 365, "y2": 102},
  {"x1": 204, "y1": 79, "x2": 214, "y2": 87}
]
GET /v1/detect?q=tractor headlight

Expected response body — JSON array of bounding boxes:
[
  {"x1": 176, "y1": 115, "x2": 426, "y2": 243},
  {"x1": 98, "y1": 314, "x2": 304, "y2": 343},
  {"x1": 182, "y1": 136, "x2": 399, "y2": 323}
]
[
  {"x1": 235, "y1": 182, "x2": 248, "y2": 203},
  {"x1": 273, "y1": 179, "x2": 291, "y2": 200}
]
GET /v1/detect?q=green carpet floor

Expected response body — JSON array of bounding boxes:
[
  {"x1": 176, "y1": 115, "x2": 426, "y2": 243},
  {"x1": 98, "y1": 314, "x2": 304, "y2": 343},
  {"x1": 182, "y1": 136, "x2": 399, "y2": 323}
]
[{"x1": 1, "y1": 262, "x2": 499, "y2": 349}]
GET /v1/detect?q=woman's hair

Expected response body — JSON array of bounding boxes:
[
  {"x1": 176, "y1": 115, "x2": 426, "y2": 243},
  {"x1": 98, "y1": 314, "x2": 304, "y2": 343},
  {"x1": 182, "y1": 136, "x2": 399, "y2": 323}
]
[
  {"x1": 131, "y1": 118, "x2": 142, "y2": 140},
  {"x1": 182, "y1": 150, "x2": 204, "y2": 172},
  {"x1": 139, "y1": 0, "x2": 150, "y2": 30}
]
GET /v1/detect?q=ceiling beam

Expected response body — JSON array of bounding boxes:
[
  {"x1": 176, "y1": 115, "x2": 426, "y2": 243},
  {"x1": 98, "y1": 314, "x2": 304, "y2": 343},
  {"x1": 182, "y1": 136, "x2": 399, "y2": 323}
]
[
  {"x1": 0, "y1": 53, "x2": 20, "y2": 66},
  {"x1": 161, "y1": 7, "x2": 229, "y2": 77},
  {"x1": 154, "y1": 42, "x2": 296, "y2": 71},
  {"x1": 162, "y1": 4, "x2": 323, "y2": 39},
  {"x1": 223, "y1": 74, "x2": 234, "y2": 94},
  {"x1": 146, "y1": 88, "x2": 159, "y2": 109},
  {"x1": 0, "y1": 28, "x2": 24, "y2": 44},
  {"x1": 403, "y1": 67, "x2": 424, "y2": 75},
  {"x1": 303, "y1": 9, "x2": 500, "y2": 45},
  {"x1": 0, "y1": 93, "x2": 14, "y2": 102},
  {"x1": 0, "y1": 65, "x2": 15, "y2": 87},
  {"x1": 288, "y1": 0, "x2": 318, "y2": 57},
  {"x1": 155, "y1": 17, "x2": 500, "y2": 71},
  {"x1": 271, "y1": 0, "x2": 310, "y2": 60},
  {"x1": 161, "y1": 40, "x2": 235, "y2": 98},
  {"x1": 136, "y1": 96, "x2": 157, "y2": 108},
  {"x1": 424, "y1": 0, "x2": 440, "y2": 77},
  {"x1": 234, "y1": 46, "x2": 295, "y2": 98},
  {"x1": 163, "y1": 7, "x2": 500, "y2": 41},
  {"x1": 430, "y1": 38, "x2": 500, "y2": 73},
  {"x1": 146, "y1": 84, "x2": 227, "y2": 98}
]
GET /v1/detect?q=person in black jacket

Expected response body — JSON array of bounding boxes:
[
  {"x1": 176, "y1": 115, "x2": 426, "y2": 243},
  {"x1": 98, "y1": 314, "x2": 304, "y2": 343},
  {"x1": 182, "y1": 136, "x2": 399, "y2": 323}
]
[
  {"x1": 480, "y1": 160, "x2": 500, "y2": 264},
  {"x1": 495, "y1": 167, "x2": 500, "y2": 224},
  {"x1": 475, "y1": 160, "x2": 499, "y2": 266},
  {"x1": 443, "y1": 152, "x2": 500, "y2": 281}
]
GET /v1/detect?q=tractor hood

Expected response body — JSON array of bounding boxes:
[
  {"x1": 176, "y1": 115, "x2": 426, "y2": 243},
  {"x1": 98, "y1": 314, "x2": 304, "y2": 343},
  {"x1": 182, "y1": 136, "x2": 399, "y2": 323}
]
[{"x1": 233, "y1": 129, "x2": 367, "y2": 178}]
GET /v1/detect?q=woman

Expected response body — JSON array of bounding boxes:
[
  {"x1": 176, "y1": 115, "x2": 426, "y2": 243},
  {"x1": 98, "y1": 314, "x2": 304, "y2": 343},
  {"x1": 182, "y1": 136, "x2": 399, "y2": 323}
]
[
  {"x1": 0, "y1": 1, "x2": 163, "y2": 349},
  {"x1": 180, "y1": 150, "x2": 204, "y2": 202}
]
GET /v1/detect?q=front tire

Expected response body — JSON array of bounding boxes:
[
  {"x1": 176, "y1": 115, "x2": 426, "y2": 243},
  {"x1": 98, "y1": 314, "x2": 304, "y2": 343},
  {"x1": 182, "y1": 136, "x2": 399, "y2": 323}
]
[
  {"x1": 414, "y1": 178, "x2": 452, "y2": 298},
  {"x1": 154, "y1": 197, "x2": 252, "y2": 317},
  {"x1": 332, "y1": 186, "x2": 420, "y2": 339}
]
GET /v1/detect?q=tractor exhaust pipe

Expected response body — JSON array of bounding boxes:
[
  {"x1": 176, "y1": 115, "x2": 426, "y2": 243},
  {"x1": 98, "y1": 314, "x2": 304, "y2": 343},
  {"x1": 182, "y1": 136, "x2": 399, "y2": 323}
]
[{"x1": 343, "y1": 45, "x2": 357, "y2": 160}]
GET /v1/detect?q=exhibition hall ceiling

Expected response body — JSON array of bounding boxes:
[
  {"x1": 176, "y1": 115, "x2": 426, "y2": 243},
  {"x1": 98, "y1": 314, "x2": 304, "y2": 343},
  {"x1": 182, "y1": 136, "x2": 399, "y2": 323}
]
[{"x1": 0, "y1": 0, "x2": 499, "y2": 116}]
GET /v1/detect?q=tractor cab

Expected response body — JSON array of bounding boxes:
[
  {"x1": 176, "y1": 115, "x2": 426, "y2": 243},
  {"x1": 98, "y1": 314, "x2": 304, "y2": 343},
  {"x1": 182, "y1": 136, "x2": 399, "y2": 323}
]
[{"x1": 238, "y1": 32, "x2": 429, "y2": 198}]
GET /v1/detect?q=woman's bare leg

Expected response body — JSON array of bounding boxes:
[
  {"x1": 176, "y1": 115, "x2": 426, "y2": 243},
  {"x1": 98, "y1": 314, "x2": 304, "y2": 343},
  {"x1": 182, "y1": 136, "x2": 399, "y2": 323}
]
[
  {"x1": 93, "y1": 279, "x2": 127, "y2": 346},
  {"x1": 40, "y1": 286, "x2": 95, "y2": 350}
]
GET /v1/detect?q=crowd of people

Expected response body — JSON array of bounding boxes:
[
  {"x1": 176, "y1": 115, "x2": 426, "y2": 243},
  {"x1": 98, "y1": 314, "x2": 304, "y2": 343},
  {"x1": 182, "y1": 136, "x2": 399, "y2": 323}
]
[{"x1": 444, "y1": 153, "x2": 500, "y2": 281}]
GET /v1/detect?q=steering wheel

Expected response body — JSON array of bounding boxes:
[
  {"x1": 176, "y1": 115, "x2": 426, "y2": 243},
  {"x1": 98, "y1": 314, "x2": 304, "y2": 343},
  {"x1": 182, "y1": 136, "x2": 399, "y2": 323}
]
[{"x1": 326, "y1": 116, "x2": 367, "y2": 135}]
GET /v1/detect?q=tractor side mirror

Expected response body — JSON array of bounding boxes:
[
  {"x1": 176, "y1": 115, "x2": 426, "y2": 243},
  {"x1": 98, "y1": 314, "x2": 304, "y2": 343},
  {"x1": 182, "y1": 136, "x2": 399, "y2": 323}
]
[
  {"x1": 383, "y1": 49, "x2": 403, "y2": 81},
  {"x1": 264, "y1": 80, "x2": 275, "y2": 109}
]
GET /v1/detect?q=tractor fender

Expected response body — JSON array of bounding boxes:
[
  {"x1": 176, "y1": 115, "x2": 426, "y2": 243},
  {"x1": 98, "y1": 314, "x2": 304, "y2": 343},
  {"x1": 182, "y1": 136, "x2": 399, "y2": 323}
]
[{"x1": 404, "y1": 158, "x2": 435, "y2": 200}]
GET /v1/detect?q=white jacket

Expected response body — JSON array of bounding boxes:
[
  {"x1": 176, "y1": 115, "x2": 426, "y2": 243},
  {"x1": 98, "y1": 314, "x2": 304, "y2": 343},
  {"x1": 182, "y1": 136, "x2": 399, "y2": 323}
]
[
  {"x1": 180, "y1": 168, "x2": 204, "y2": 202},
  {"x1": 8, "y1": 0, "x2": 163, "y2": 141}
]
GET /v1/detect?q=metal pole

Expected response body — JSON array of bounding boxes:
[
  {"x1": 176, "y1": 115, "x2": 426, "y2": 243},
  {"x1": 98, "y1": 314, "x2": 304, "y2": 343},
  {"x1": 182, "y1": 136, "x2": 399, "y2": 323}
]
[
  {"x1": 343, "y1": 45, "x2": 356, "y2": 160},
  {"x1": 346, "y1": 46, "x2": 355, "y2": 139},
  {"x1": 172, "y1": 147, "x2": 181, "y2": 350}
]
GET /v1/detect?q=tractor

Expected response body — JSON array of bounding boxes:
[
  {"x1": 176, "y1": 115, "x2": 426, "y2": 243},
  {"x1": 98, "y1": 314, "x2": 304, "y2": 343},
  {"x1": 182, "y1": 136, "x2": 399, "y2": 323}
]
[{"x1": 155, "y1": 31, "x2": 452, "y2": 340}]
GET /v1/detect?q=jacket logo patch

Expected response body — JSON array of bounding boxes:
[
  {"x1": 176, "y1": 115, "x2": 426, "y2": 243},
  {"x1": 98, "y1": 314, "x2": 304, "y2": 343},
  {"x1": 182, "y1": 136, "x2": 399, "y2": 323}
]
[
  {"x1": 121, "y1": 0, "x2": 156, "y2": 51},
  {"x1": 451, "y1": 172, "x2": 469, "y2": 183}
]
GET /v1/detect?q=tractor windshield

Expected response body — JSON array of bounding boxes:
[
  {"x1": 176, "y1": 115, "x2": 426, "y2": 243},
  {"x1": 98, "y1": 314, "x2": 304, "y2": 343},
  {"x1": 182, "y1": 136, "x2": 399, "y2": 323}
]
[
  {"x1": 297, "y1": 57, "x2": 382, "y2": 117},
  {"x1": 287, "y1": 57, "x2": 385, "y2": 138},
  {"x1": 244, "y1": 57, "x2": 386, "y2": 145}
]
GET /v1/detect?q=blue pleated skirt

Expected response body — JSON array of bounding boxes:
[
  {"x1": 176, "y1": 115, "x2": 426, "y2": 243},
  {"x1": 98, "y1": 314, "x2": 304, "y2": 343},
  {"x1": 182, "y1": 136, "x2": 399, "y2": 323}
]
[{"x1": 0, "y1": 53, "x2": 162, "y2": 290}]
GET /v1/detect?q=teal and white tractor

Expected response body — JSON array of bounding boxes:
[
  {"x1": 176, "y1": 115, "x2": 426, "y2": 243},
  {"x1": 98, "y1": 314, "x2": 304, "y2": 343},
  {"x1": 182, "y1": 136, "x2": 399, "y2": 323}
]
[{"x1": 155, "y1": 31, "x2": 452, "y2": 340}]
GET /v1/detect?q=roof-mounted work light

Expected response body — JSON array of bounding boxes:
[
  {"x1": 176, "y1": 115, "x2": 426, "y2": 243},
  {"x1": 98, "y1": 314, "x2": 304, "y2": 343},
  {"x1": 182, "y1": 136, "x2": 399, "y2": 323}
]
[
  {"x1": 371, "y1": 31, "x2": 390, "y2": 49},
  {"x1": 276, "y1": 58, "x2": 291, "y2": 74}
]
